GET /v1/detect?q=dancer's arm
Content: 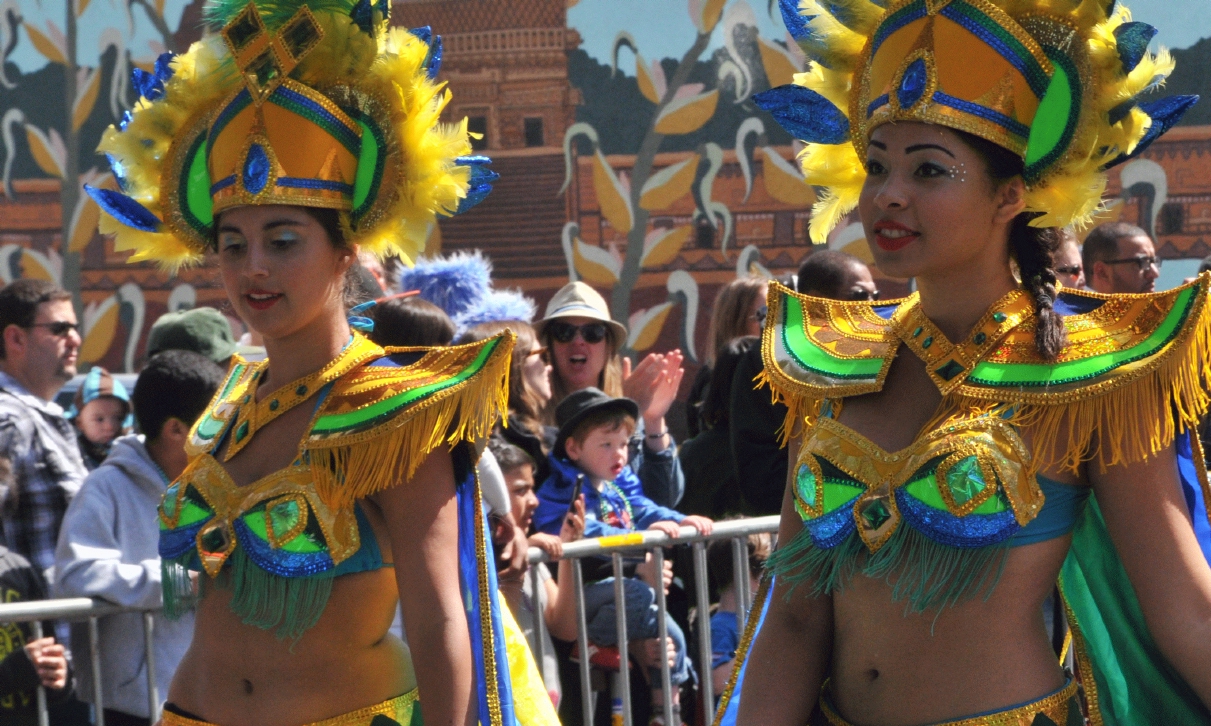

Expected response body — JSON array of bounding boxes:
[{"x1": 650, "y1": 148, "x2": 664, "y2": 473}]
[
  {"x1": 1093, "y1": 448, "x2": 1211, "y2": 705},
  {"x1": 376, "y1": 446, "x2": 474, "y2": 726},
  {"x1": 736, "y1": 438, "x2": 833, "y2": 725}
]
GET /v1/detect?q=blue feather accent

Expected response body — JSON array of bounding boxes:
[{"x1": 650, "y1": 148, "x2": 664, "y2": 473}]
[
  {"x1": 1103, "y1": 95, "x2": 1199, "y2": 169},
  {"x1": 455, "y1": 289, "x2": 537, "y2": 333},
  {"x1": 409, "y1": 25, "x2": 432, "y2": 45},
  {"x1": 396, "y1": 251, "x2": 493, "y2": 318},
  {"x1": 451, "y1": 155, "x2": 497, "y2": 215},
  {"x1": 753, "y1": 84, "x2": 850, "y2": 144},
  {"x1": 85, "y1": 185, "x2": 162, "y2": 232},
  {"x1": 350, "y1": 0, "x2": 374, "y2": 34},
  {"x1": 1108, "y1": 99, "x2": 1136, "y2": 126},
  {"x1": 131, "y1": 67, "x2": 165, "y2": 102},
  {"x1": 1114, "y1": 22, "x2": 1157, "y2": 75},
  {"x1": 427, "y1": 36, "x2": 443, "y2": 78},
  {"x1": 153, "y1": 52, "x2": 175, "y2": 83},
  {"x1": 778, "y1": 0, "x2": 812, "y2": 40},
  {"x1": 105, "y1": 154, "x2": 129, "y2": 192}
]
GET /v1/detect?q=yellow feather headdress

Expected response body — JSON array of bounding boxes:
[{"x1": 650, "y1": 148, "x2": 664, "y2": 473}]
[
  {"x1": 87, "y1": 0, "x2": 495, "y2": 271},
  {"x1": 757, "y1": 0, "x2": 1196, "y2": 242}
]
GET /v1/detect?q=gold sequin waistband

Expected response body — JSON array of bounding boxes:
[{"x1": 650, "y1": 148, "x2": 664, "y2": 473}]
[
  {"x1": 160, "y1": 689, "x2": 418, "y2": 726},
  {"x1": 815, "y1": 678, "x2": 1079, "y2": 726}
]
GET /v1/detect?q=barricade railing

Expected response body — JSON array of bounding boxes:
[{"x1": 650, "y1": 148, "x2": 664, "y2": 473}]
[
  {"x1": 527, "y1": 515, "x2": 780, "y2": 726},
  {"x1": 0, "y1": 514, "x2": 780, "y2": 726},
  {"x1": 0, "y1": 597, "x2": 160, "y2": 726}
]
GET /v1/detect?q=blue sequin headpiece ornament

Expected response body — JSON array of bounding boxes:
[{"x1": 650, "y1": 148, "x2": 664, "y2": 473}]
[
  {"x1": 756, "y1": 0, "x2": 1197, "y2": 243},
  {"x1": 86, "y1": 0, "x2": 497, "y2": 271}
]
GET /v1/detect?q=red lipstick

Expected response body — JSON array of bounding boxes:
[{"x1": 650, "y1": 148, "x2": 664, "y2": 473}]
[
  {"x1": 245, "y1": 289, "x2": 283, "y2": 311},
  {"x1": 872, "y1": 220, "x2": 920, "y2": 252}
]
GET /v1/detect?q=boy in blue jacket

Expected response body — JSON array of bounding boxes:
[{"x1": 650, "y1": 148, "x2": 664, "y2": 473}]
[{"x1": 534, "y1": 388, "x2": 712, "y2": 724}]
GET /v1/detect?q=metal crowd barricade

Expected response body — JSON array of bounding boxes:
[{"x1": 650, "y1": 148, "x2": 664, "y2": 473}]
[
  {"x1": 527, "y1": 515, "x2": 780, "y2": 726},
  {"x1": 0, "y1": 597, "x2": 161, "y2": 726}
]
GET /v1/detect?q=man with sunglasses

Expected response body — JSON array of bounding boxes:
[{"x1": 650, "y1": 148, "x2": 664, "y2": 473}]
[
  {"x1": 1082, "y1": 221, "x2": 1162, "y2": 295},
  {"x1": 0, "y1": 280, "x2": 87, "y2": 615}
]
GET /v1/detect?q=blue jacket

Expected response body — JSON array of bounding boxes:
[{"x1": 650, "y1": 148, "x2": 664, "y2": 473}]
[{"x1": 534, "y1": 455, "x2": 686, "y2": 539}]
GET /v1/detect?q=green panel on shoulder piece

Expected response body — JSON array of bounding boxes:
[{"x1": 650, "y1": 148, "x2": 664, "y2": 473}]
[
  {"x1": 312, "y1": 338, "x2": 499, "y2": 435},
  {"x1": 780, "y1": 294, "x2": 885, "y2": 380},
  {"x1": 969, "y1": 286, "x2": 1194, "y2": 387}
]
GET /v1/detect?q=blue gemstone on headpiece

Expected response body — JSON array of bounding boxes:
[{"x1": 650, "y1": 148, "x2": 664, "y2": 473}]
[
  {"x1": 427, "y1": 36, "x2": 444, "y2": 78},
  {"x1": 243, "y1": 144, "x2": 270, "y2": 195},
  {"x1": 897, "y1": 58, "x2": 928, "y2": 110},
  {"x1": 1114, "y1": 22, "x2": 1157, "y2": 75},
  {"x1": 1104, "y1": 95, "x2": 1199, "y2": 169},
  {"x1": 131, "y1": 67, "x2": 165, "y2": 102},
  {"x1": 85, "y1": 185, "x2": 162, "y2": 232},
  {"x1": 752, "y1": 84, "x2": 850, "y2": 145}
]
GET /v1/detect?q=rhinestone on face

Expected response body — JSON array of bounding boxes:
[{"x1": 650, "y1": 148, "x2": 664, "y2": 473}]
[
  {"x1": 796, "y1": 464, "x2": 818, "y2": 508},
  {"x1": 992, "y1": 312, "x2": 1007, "y2": 323},
  {"x1": 946, "y1": 456, "x2": 987, "y2": 506},
  {"x1": 973, "y1": 332, "x2": 987, "y2": 345}
]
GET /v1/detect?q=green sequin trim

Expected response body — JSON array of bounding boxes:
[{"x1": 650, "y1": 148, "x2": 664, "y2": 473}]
[
  {"x1": 969, "y1": 286, "x2": 1194, "y2": 387},
  {"x1": 778, "y1": 294, "x2": 885, "y2": 381},
  {"x1": 944, "y1": 1, "x2": 1050, "y2": 97}
]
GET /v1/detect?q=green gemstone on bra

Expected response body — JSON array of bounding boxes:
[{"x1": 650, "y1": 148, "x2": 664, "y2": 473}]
[
  {"x1": 946, "y1": 456, "x2": 987, "y2": 505},
  {"x1": 162, "y1": 483, "x2": 180, "y2": 517},
  {"x1": 922, "y1": 336, "x2": 933, "y2": 349},
  {"x1": 199, "y1": 523, "x2": 230, "y2": 554},
  {"x1": 992, "y1": 312, "x2": 1007, "y2": 323},
  {"x1": 861, "y1": 498, "x2": 891, "y2": 530},
  {"x1": 269, "y1": 399, "x2": 279, "y2": 411},
  {"x1": 268, "y1": 499, "x2": 302, "y2": 540},
  {"x1": 235, "y1": 421, "x2": 249, "y2": 442},
  {"x1": 796, "y1": 464, "x2": 817, "y2": 507},
  {"x1": 296, "y1": 385, "x2": 308, "y2": 396},
  {"x1": 973, "y1": 332, "x2": 987, "y2": 345}
]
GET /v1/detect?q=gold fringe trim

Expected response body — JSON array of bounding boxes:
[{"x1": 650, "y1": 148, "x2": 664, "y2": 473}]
[
  {"x1": 306, "y1": 335, "x2": 513, "y2": 510},
  {"x1": 755, "y1": 366, "x2": 824, "y2": 449}
]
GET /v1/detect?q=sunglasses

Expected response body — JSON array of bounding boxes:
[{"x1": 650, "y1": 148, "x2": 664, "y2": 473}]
[
  {"x1": 1103, "y1": 255, "x2": 1161, "y2": 272},
  {"x1": 527, "y1": 346, "x2": 549, "y2": 363},
  {"x1": 1055, "y1": 265, "x2": 1082, "y2": 276},
  {"x1": 847, "y1": 289, "x2": 880, "y2": 301},
  {"x1": 548, "y1": 321, "x2": 608, "y2": 344},
  {"x1": 27, "y1": 321, "x2": 79, "y2": 337}
]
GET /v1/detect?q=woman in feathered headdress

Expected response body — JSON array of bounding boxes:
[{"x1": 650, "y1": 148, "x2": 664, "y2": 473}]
[
  {"x1": 85, "y1": 0, "x2": 530, "y2": 724},
  {"x1": 714, "y1": 1, "x2": 1211, "y2": 724}
]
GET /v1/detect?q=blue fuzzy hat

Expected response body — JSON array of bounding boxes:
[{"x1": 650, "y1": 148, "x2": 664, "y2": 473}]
[
  {"x1": 455, "y1": 289, "x2": 536, "y2": 334},
  {"x1": 396, "y1": 251, "x2": 493, "y2": 320}
]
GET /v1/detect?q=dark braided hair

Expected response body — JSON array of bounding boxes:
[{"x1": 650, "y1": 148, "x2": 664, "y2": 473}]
[{"x1": 955, "y1": 131, "x2": 1067, "y2": 361}]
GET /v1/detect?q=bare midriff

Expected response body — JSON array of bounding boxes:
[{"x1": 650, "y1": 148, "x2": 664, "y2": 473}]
[{"x1": 167, "y1": 561, "x2": 414, "y2": 726}]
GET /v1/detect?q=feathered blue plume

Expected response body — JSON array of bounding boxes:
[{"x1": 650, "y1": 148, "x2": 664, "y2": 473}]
[
  {"x1": 396, "y1": 251, "x2": 493, "y2": 319},
  {"x1": 455, "y1": 289, "x2": 537, "y2": 334}
]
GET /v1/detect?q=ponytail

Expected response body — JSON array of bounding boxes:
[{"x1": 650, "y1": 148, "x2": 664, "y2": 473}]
[{"x1": 1009, "y1": 215, "x2": 1066, "y2": 361}]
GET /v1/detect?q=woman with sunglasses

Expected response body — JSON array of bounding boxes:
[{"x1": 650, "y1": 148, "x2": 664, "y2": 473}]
[
  {"x1": 718, "y1": 1, "x2": 1211, "y2": 724},
  {"x1": 537, "y1": 282, "x2": 687, "y2": 508},
  {"x1": 85, "y1": 3, "x2": 523, "y2": 724}
]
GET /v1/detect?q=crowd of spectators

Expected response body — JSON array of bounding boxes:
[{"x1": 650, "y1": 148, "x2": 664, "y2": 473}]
[{"x1": 0, "y1": 221, "x2": 1152, "y2": 725}]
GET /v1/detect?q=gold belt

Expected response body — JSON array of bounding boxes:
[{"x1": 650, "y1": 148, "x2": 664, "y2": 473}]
[
  {"x1": 160, "y1": 690, "x2": 419, "y2": 726},
  {"x1": 815, "y1": 679, "x2": 1079, "y2": 726}
]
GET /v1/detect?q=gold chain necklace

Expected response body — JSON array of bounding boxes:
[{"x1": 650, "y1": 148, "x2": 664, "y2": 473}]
[{"x1": 222, "y1": 334, "x2": 383, "y2": 461}]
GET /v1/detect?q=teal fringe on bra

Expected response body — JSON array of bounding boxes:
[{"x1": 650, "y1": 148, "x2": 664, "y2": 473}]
[
  {"x1": 160, "y1": 549, "x2": 334, "y2": 642},
  {"x1": 768, "y1": 526, "x2": 1009, "y2": 613}
]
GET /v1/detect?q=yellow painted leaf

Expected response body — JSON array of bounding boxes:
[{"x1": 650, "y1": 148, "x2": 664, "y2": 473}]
[
  {"x1": 69, "y1": 194, "x2": 101, "y2": 253},
  {"x1": 24, "y1": 25, "x2": 67, "y2": 65},
  {"x1": 641, "y1": 226, "x2": 692, "y2": 268},
  {"x1": 654, "y1": 89, "x2": 718, "y2": 135},
  {"x1": 761, "y1": 147, "x2": 816, "y2": 207},
  {"x1": 155, "y1": 0, "x2": 166, "y2": 16},
  {"x1": 757, "y1": 37, "x2": 801, "y2": 88},
  {"x1": 572, "y1": 238, "x2": 621, "y2": 286},
  {"x1": 73, "y1": 69, "x2": 101, "y2": 132},
  {"x1": 636, "y1": 54, "x2": 661, "y2": 104},
  {"x1": 691, "y1": 0, "x2": 726, "y2": 34},
  {"x1": 24, "y1": 127, "x2": 65, "y2": 179},
  {"x1": 77, "y1": 0, "x2": 93, "y2": 16},
  {"x1": 627, "y1": 303, "x2": 673, "y2": 351},
  {"x1": 20, "y1": 249, "x2": 59, "y2": 283},
  {"x1": 591, "y1": 151, "x2": 633, "y2": 235},
  {"x1": 79, "y1": 297, "x2": 119, "y2": 365},
  {"x1": 640, "y1": 155, "x2": 698, "y2": 211}
]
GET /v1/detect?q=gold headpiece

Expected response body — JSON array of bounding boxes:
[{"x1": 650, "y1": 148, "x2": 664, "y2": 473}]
[
  {"x1": 756, "y1": 0, "x2": 1197, "y2": 242},
  {"x1": 86, "y1": 0, "x2": 496, "y2": 270}
]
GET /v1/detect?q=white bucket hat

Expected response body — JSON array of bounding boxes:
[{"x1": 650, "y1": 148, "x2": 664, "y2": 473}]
[{"x1": 537, "y1": 282, "x2": 628, "y2": 345}]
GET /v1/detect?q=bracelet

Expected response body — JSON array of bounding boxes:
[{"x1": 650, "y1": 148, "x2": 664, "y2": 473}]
[{"x1": 646, "y1": 429, "x2": 669, "y2": 439}]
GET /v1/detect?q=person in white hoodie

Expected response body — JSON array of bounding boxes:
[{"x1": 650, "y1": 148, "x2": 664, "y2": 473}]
[{"x1": 53, "y1": 350, "x2": 224, "y2": 726}]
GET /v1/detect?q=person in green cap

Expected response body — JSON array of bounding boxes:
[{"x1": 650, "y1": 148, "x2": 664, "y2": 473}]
[{"x1": 144, "y1": 308, "x2": 238, "y2": 370}]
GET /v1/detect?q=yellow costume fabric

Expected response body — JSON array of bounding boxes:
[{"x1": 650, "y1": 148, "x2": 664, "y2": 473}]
[{"x1": 160, "y1": 691, "x2": 418, "y2": 726}]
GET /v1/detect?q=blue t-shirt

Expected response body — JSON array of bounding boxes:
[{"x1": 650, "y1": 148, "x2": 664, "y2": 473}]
[{"x1": 710, "y1": 609, "x2": 741, "y2": 670}]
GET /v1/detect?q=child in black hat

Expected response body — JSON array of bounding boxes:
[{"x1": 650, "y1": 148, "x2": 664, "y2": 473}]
[{"x1": 533, "y1": 387, "x2": 712, "y2": 723}]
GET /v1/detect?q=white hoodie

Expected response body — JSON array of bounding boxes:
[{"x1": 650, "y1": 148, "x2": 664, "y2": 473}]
[{"x1": 52, "y1": 434, "x2": 194, "y2": 718}]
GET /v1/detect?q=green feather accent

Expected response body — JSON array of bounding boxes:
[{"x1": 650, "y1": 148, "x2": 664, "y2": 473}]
[
  {"x1": 215, "y1": 547, "x2": 335, "y2": 642},
  {"x1": 769, "y1": 527, "x2": 1009, "y2": 613},
  {"x1": 203, "y1": 0, "x2": 356, "y2": 33},
  {"x1": 161, "y1": 555, "x2": 198, "y2": 620}
]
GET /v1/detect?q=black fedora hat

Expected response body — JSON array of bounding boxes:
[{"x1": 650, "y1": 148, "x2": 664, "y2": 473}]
[{"x1": 554, "y1": 388, "x2": 640, "y2": 457}]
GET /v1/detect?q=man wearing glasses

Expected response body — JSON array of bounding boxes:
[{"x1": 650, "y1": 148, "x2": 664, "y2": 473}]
[
  {"x1": 0, "y1": 280, "x2": 87, "y2": 609},
  {"x1": 1082, "y1": 221, "x2": 1162, "y2": 295}
]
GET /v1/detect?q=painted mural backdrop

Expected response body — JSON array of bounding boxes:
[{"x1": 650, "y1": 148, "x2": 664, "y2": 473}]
[{"x1": 1, "y1": 0, "x2": 1210, "y2": 390}]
